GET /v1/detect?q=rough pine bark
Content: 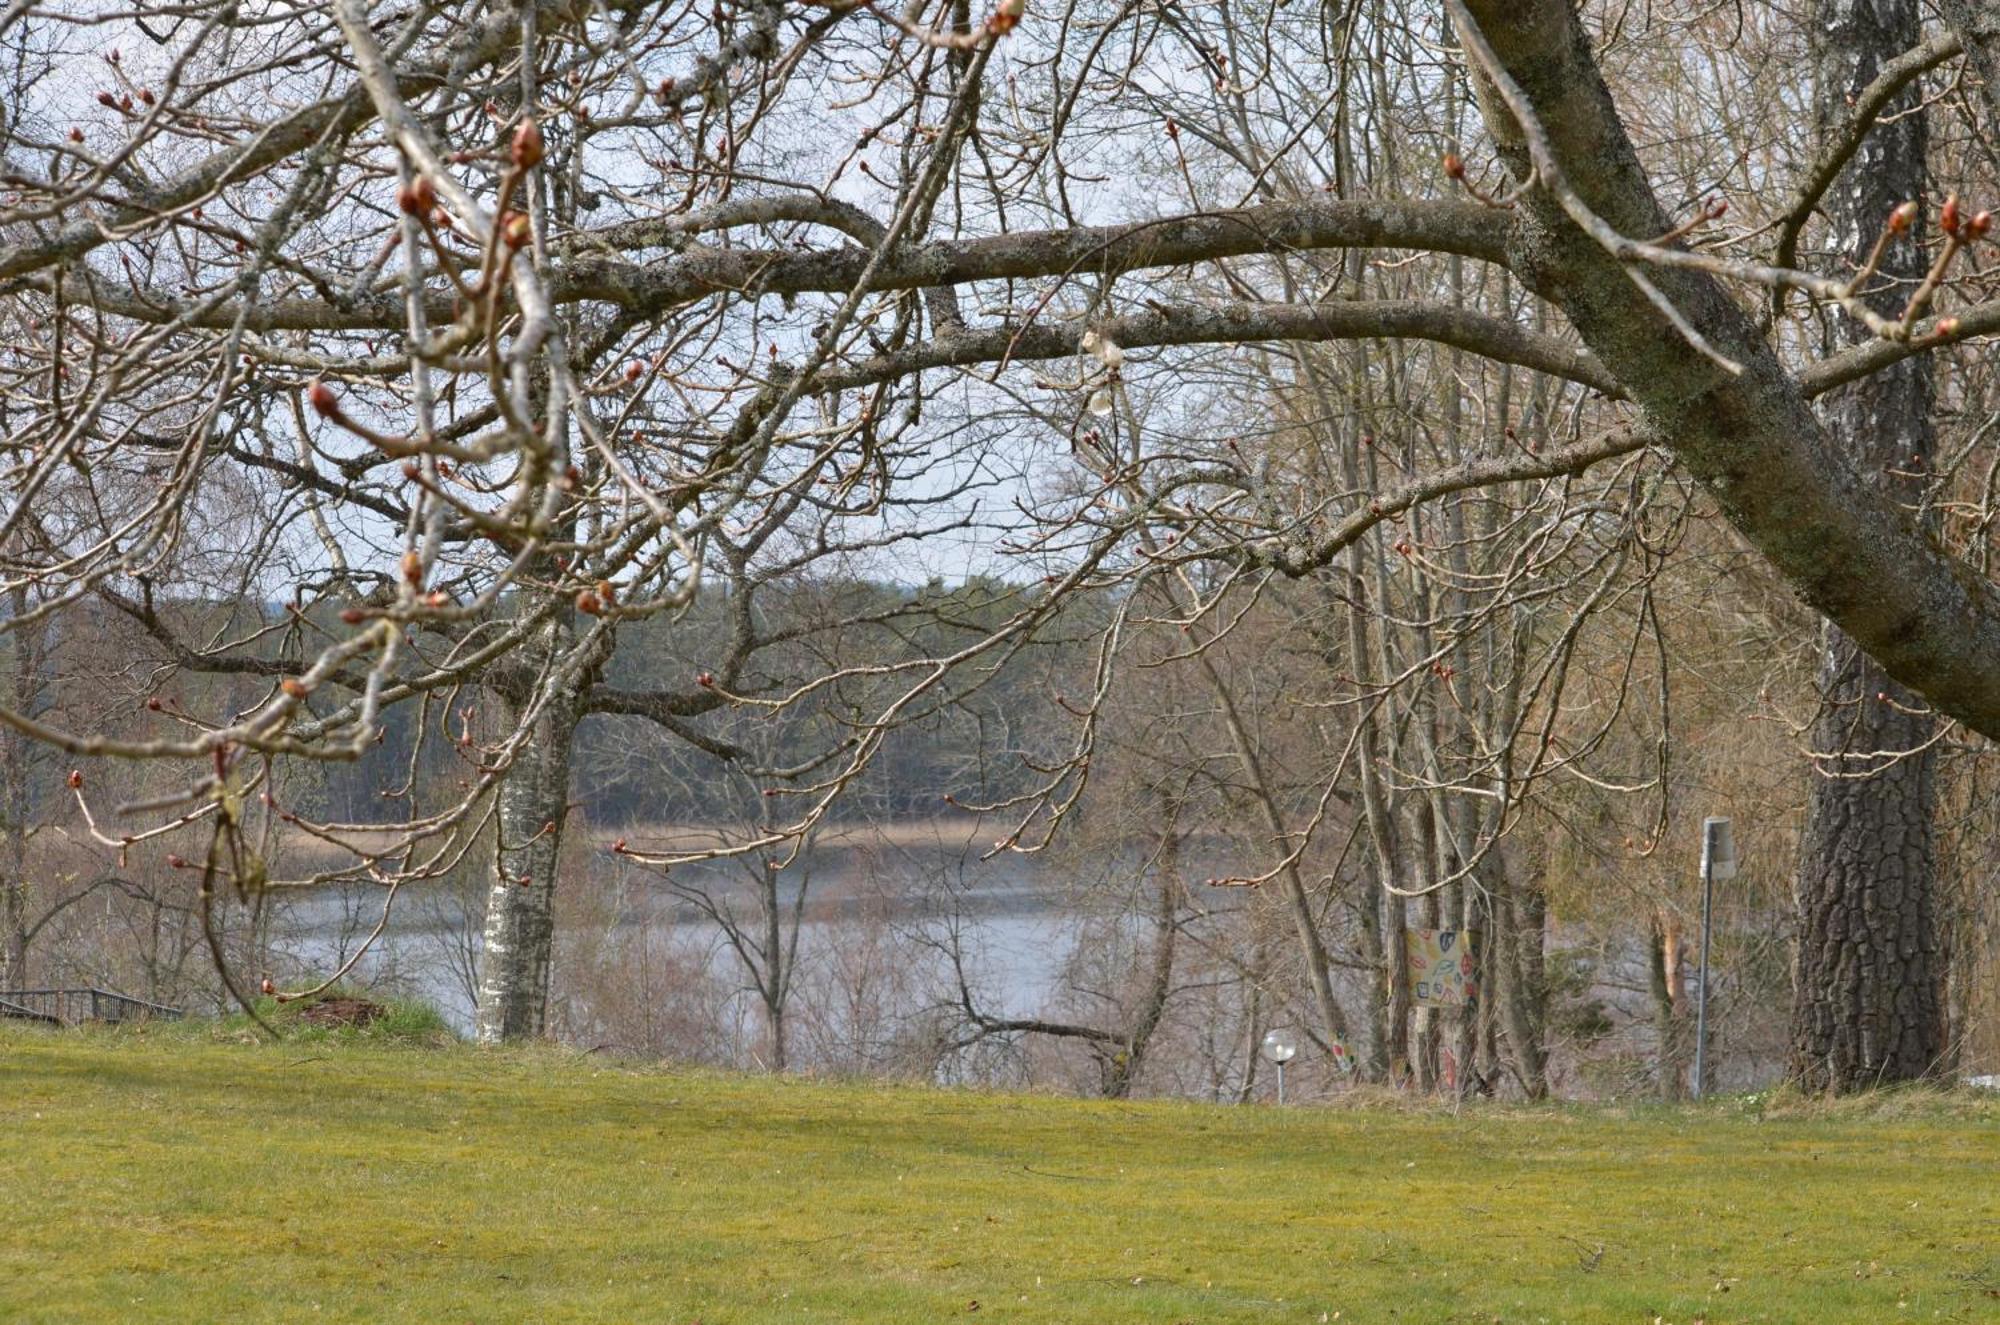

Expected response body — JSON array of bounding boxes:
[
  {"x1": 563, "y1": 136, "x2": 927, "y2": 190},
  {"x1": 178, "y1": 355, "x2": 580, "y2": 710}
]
[{"x1": 1790, "y1": 0, "x2": 1948, "y2": 1093}]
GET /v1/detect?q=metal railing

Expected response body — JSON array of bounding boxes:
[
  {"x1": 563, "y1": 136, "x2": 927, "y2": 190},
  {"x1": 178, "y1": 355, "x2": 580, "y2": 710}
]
[
  {"x1": 0, "y1": 996, "x2": 61, "y2": 1025},
  {"x1": 0, "y1": 987, "x2": 184, "y2": 1026}
]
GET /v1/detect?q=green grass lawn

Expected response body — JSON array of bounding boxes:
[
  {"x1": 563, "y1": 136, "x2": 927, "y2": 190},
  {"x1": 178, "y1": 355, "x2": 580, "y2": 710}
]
[{"x1": 2, "y1": 1025, "x2": 1996, "y2": 1323}]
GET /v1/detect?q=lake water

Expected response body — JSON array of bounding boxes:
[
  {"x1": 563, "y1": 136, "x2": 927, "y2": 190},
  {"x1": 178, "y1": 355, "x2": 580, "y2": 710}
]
[{"x1": 268, "y1": 842, "x2": 1100, "y2": 1038}]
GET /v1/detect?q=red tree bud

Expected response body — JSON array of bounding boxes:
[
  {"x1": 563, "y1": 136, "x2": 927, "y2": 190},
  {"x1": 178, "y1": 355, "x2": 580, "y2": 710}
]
[
  {"x1": 397, "y1": 175, "x2": 436, "y2": 216},
  {"x1": 307, "y1": 380, "x2": 338, "y2": 417},
  {"x1": 511, "y1": 117, "x2": 544, "y2": 170}
]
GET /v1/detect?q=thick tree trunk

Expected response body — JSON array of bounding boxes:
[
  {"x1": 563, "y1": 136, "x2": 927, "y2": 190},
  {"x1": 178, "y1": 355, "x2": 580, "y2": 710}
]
[
  {"x1": 1792, "y1": 641, "x2": 1945, "y2": 1089},
  {"x1": 1792, "y1": 645, "x2": 1946, "y2": 1089},
  {"x1": 1937, "y1": 2, "x2": 2000, "y2": 122},
  {"x1": 1790, "y1": 0, "x2": 1948, "y2": 1093},
  {"x1": 1456, "y1": 0, "x2": 2000, "y2": 746}
]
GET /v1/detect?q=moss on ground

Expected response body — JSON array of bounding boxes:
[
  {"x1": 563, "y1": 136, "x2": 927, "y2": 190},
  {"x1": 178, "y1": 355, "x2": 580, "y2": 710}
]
[{"x1": 1, "y1": 1025, "x2": 1995, "y2": 1323}]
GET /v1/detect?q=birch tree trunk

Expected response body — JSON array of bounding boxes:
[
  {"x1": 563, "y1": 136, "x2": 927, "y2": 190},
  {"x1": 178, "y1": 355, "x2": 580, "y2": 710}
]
[{"x1": 474, "y1": 624, "x2": 587, "y2": 1044}]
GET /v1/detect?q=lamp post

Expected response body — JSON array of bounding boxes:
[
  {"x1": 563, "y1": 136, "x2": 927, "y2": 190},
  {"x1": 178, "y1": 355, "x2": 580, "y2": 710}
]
[
  {"x1": 1694, "y1": 816, "x2": 1737, "y2": 1100},
  {"x1": 1261, "y1": 1028, "x2": 1298, "y2": 1105}
]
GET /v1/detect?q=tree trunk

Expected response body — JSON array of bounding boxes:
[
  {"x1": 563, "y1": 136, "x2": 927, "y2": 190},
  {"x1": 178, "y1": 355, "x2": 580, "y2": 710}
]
[
  {"x1": 1649, "y1": 911, "x2": 1688, "y2": 1101},
  {"x1": 1105, "y1": 842, "x2": 1180, "y2": 1099},
  {"x1": 1790, "y1": 0, "x2": 1948, "y2": 1093},
  {"x1": 474, "y1": 657, "x2": 586, "y2": 1044},
  {"x1": 1192, "y1": 609, "x2": 1349, "y2": 1057},
  {"x1": 2, "y1": 582, "x2": 45, "y2": 987},
  {"x1": 1494, "y1": 864, "x2": 1551, "y2": 1099}
]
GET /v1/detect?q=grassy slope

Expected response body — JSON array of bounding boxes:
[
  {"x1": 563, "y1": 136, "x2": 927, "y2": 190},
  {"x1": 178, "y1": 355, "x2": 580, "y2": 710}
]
[{"x1": 2, "y1": 1027, "x2": 1996, "y2": 1324}]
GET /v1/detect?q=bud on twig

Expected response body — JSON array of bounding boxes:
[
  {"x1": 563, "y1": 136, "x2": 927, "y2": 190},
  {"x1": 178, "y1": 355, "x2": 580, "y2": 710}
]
[
  {"x1": 397, "y1": 175, "x2": 436, "y2": 217},
  {"x1": 511, "y1": 117, "x2": 544, "y2": 170},
  {"x1": 1888, "y1": 201, "x2": 1918, "y2": 234},
  {"x1": 307, "y1": 380, "x2": 338, "y2": 417}
]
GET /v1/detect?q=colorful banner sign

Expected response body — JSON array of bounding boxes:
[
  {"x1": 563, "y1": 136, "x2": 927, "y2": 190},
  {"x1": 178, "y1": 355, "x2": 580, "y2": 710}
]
[{"x1": 1406, "y1": 928, "x2": 1478, "y2": 1007}]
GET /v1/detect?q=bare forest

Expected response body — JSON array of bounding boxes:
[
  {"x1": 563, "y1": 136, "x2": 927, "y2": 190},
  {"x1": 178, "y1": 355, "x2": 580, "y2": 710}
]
[{"x1": 6, "y1": 0, "x2": 2000, "y2": 1102}]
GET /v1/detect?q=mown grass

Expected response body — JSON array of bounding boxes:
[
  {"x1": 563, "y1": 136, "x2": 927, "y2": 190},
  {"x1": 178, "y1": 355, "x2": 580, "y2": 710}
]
[{"x1": 2, "y1": 1024, "x2": 1996, "y2": 1323}]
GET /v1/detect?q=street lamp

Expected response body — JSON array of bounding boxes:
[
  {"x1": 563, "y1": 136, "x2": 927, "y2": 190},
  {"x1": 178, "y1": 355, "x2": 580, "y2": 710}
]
[
  {"x1": 1694, "y1": 816, "x2": 1737, "y2": 1101},
  {"x1": 1261, "y1": 1027, "x2": 1298, "y2": 1105}
]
